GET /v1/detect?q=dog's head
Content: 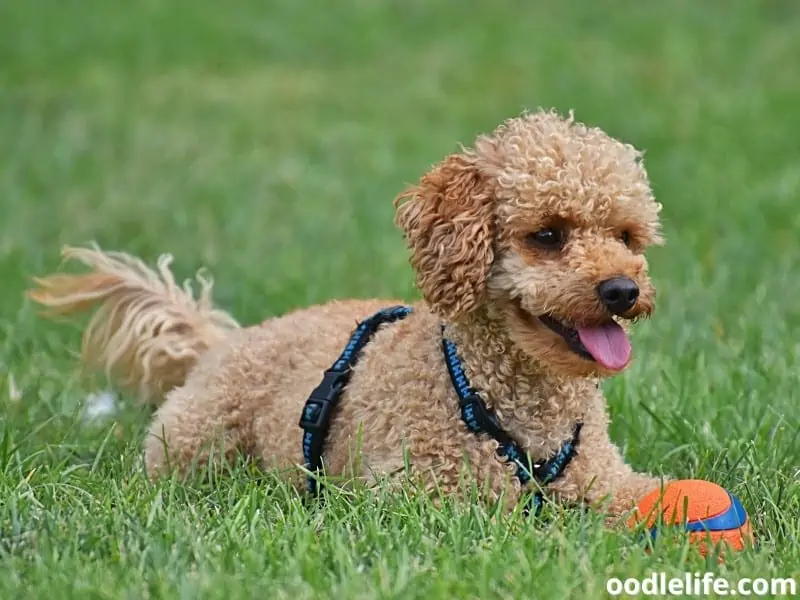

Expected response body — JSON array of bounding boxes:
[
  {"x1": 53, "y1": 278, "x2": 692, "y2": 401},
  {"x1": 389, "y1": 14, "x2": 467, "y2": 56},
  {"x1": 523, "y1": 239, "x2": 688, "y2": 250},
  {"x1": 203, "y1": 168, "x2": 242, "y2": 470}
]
[{"x1": 395, "y1": 110, "x2": 663, "y2": 379}]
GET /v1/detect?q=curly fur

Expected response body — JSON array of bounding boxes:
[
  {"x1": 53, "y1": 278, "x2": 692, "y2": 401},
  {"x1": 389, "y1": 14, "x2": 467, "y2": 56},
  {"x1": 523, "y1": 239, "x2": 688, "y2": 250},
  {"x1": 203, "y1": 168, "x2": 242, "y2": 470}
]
[
  {"x1": 28, "y1": 109, "x2": 669, "y2": 517},
  {"x1": 395, "y1": 152, "x2": 495, "y2": 320}
]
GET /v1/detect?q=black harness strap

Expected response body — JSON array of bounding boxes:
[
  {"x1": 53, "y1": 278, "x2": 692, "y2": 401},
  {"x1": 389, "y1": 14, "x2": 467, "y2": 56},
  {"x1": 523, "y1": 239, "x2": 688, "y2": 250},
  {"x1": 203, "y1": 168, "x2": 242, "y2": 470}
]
[
  {"x1": 298, "y1": 305, "x2": 412, "y2": 494},
  {"x1": 443, "y1": 333, "x2": 582, "y2": 515},
  {"x1": 299, "y1": 306, "x2": 582, "y2": 513}
]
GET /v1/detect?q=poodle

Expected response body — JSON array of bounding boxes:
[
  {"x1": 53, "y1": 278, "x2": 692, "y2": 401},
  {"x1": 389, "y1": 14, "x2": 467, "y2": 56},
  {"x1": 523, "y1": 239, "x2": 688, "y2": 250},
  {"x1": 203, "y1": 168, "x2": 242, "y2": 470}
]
[{"x1": 28, "y1": 109, "x2": 666, "y2": 517}]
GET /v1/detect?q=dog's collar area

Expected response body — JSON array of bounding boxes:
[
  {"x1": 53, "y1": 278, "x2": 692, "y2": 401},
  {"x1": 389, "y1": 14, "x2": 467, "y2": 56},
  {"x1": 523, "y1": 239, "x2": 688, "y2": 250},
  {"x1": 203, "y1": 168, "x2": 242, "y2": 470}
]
[
  {"x1": 442, "y1": 330, "x2": 582, "y2": 515},
  {"x1": 298, "y1": 305, "x2": 582, "y2": 515}
]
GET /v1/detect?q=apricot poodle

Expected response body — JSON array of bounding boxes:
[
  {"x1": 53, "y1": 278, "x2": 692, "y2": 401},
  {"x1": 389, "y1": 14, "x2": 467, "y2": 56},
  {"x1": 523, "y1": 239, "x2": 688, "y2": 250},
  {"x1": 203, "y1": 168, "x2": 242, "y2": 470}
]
[{"x1": 28, "y1": 109, "x2": 667, "y2": 516}]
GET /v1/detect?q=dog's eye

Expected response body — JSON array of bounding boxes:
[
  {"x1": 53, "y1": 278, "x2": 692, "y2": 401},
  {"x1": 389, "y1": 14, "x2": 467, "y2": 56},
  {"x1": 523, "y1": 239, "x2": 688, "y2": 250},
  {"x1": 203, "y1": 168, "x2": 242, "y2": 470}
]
[
  {"x1": 527, "y1": 227, "x2": 566, "y2": 250},
  {"x1": 620, "y1": 230, "x2": 632, "y2": 247}
]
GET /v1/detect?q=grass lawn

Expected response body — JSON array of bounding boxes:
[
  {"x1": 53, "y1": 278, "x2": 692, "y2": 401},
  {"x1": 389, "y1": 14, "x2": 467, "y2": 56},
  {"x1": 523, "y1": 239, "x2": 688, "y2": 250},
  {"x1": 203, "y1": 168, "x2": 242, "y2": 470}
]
[{"x1": 1, "y1": 0, "x2": 799, "y2": 597}]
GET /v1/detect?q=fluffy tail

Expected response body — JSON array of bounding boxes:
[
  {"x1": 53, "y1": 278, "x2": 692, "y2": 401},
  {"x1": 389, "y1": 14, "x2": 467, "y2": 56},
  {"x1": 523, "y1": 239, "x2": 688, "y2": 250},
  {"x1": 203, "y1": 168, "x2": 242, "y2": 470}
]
[{"x1": 27, "y1": 245, "x2": 240, "y2": 405}]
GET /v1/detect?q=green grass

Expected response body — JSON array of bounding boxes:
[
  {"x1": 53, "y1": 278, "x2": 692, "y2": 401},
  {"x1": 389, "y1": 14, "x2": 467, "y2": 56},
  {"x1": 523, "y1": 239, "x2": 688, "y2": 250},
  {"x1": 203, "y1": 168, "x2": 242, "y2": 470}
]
[{"x1": 2, "y1": 0, "x2": 799, "y2": 597}]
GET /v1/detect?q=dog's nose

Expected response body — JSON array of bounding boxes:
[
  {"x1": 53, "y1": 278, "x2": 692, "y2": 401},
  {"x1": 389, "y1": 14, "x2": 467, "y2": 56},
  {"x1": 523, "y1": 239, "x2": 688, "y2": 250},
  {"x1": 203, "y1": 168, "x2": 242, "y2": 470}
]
[{"x1": 596, "y1": 277, "x2": 639, "y2": 315}]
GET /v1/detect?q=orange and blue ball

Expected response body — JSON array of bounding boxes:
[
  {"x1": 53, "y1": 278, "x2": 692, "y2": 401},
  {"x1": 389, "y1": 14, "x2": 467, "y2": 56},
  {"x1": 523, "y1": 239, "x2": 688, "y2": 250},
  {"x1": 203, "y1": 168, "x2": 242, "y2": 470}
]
[{"x1": 629, "y1": 479, "x2": 754, "y2": 556}]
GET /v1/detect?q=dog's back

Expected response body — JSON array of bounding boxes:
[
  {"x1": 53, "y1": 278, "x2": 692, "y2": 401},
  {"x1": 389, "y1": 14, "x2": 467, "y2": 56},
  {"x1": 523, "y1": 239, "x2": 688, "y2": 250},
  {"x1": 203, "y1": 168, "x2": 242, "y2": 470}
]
[{"x1": 27, "y1": 246, "x2": 412, "y2": 479}]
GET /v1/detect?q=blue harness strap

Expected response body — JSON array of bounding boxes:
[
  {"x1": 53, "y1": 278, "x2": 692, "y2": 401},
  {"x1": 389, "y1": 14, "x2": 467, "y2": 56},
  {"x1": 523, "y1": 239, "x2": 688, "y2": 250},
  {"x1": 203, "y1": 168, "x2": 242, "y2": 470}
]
[
  {"x1": 442, "y1": 334, "x2": 582, "y2": 515},
  {"x1": 298, "y1": 305, "x2": 412, "y2": 494},
  {"x1": 298, "y1": 306, "x2": 582, "y2": 513}
]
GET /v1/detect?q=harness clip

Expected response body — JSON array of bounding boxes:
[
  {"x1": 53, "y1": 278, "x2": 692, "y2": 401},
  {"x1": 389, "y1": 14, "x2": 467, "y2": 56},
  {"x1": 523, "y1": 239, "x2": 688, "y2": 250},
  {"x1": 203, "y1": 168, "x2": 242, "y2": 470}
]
[{"x1": 298, "y1": 369, "x2": 349, "y2": 431}]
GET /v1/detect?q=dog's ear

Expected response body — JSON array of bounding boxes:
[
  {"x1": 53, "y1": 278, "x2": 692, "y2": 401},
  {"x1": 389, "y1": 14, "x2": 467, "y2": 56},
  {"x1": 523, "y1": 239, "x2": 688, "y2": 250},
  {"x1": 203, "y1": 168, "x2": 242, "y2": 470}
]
[{"x1": 394, "y1": 152, "x2": 494, "y2": 320}]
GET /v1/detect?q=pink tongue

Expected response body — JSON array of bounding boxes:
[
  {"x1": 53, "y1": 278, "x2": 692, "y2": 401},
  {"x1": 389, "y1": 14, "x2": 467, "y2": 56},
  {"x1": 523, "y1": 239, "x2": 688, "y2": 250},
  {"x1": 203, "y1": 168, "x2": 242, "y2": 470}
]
[{"x1": 576, "y1": 322, "x2": 631, "y2": 371}]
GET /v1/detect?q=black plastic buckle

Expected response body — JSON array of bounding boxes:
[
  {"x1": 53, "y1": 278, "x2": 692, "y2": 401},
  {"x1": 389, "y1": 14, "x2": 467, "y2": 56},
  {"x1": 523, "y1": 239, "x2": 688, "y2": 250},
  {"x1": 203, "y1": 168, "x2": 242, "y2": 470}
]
[
  {"x1": 298, "y1": 369, "x2": 349, "y2": 431},
  {"x1": 298, "y1": 400, "x2": 332, "y2": 432}
]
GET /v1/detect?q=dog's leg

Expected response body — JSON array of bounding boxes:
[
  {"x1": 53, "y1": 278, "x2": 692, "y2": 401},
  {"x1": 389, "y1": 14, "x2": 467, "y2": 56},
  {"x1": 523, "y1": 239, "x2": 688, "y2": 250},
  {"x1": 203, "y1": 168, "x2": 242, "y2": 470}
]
[
  {"x1": 144, "y1": 400, "x2": 242, "y2": 478},
  {"x1": 546, "y1": 394, "x2": 666, "y2": 520},
  {"x1": 142, "y1": 343, "x2": 255, "y2": 478}
]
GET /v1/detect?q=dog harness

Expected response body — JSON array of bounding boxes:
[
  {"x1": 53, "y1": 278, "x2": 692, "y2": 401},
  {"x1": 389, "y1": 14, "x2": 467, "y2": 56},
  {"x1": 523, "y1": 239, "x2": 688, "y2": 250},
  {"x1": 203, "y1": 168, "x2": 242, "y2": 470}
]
[{"x1": 298, "y1": 305, "x2": 582, "y2": 513}]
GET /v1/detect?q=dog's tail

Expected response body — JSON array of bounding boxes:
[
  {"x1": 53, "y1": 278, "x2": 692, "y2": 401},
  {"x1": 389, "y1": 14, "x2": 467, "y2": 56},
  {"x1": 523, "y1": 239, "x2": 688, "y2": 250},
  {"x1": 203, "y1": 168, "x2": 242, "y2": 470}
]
[{"x1": 26, "y1": 245, "x2": 240, "y2": 405}]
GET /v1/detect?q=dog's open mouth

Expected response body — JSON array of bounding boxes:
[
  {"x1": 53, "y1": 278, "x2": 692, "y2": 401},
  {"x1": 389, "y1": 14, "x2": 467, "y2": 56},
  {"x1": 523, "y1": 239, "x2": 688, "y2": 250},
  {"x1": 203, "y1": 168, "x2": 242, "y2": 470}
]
[
  {"x1": 514, "y1": 301, "x2": 632, "y2": 371},
  {"x1": 539, "y1": 315, "x2": 631, "y2": 371}
]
